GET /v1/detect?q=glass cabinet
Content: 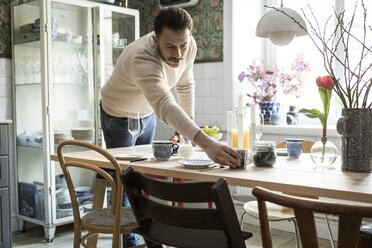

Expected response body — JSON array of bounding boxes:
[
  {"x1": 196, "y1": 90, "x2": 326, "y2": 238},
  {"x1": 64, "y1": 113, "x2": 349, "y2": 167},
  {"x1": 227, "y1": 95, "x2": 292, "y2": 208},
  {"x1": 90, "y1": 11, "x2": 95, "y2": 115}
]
[{"x1": 11, "y1": 0, "x2": 139, "y2": 241}]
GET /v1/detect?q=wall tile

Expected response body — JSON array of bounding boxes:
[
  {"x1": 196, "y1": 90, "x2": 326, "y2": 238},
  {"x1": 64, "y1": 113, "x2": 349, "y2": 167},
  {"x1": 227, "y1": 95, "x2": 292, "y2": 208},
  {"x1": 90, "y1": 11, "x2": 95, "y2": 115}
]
[
  {"x1": 195, "y1": 113, "x2": 210, "y2": 127},
  {"x1": 209, "y1": 113, "x2": 224, "y2": 127},
  {"x1": 216, "y1": 62, "x2": 224, "y2": 79},
  {"x1": 203, "y1": 96, "x2": 217, "y2": 114},
  {"x1": 209, "y1": 78, "x2": 224, "y2": 96},
  {"x1": 0, "y1": 58, "x2": 11, "y2": 77},
  {"x1": 193, "y1": 64, "x2": 202, "y2": 79},
  {"x1": 195, "y1": 79, "x2": 210, "y2": 97},
  {"x1": 195, "y1": 97, "x2": 204, "y2": 114},
  {"x1": 0, "y1": 76, "x2": 12, "y2": 96}
]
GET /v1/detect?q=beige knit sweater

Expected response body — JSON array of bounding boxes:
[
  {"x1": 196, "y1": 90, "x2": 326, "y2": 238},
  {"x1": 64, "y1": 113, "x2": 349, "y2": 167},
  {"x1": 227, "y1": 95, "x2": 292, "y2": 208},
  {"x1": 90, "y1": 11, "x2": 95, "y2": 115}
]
[{"x1": 101, "y1": 32, "x2": 200, "y2": 141}]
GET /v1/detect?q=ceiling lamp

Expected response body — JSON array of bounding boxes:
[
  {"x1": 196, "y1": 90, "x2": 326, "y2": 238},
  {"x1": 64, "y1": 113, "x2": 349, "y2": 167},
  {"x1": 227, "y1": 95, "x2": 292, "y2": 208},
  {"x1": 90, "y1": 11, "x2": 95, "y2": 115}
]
[{"x1": 256, "y1": 1, "x2": 307, "y2": 46}]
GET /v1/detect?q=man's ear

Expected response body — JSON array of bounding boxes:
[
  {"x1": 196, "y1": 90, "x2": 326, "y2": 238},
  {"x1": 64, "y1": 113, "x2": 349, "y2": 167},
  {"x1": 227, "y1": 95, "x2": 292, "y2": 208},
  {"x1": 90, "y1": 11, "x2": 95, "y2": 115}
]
[{"x1": 152, "y1": 35, "x2": 158, "y2": 48}]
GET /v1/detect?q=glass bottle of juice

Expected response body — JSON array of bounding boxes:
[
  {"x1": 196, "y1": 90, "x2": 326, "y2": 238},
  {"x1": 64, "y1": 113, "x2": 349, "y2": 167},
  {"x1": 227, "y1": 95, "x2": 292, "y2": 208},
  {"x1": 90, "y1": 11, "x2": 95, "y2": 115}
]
[{"x1": 232, "y1": 107, "x2": 250, "y2": 149}]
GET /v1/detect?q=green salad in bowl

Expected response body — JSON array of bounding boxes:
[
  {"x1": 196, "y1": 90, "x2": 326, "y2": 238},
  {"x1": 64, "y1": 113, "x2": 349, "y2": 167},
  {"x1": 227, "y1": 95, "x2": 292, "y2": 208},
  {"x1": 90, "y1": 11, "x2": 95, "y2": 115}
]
[{"x1": 202, "y1": 126, "x2": 223, "y2": 141}]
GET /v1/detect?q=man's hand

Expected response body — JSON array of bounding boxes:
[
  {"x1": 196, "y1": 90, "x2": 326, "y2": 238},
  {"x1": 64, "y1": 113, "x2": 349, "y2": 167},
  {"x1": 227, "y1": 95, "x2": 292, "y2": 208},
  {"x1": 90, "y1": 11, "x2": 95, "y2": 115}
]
[{"x1": 193, "y1": 130, "x2": 241, "y2": 168}]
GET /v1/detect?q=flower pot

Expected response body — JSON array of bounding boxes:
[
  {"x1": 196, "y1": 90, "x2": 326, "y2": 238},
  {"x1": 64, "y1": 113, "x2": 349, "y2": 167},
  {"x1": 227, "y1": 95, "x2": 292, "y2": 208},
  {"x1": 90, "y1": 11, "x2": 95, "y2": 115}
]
[
  {"x1": 336, "y1": 108, "x2": 372, "y2": 172},
  {"x1": 258, "y1": 102, "x2": 280, "y2": 124}
]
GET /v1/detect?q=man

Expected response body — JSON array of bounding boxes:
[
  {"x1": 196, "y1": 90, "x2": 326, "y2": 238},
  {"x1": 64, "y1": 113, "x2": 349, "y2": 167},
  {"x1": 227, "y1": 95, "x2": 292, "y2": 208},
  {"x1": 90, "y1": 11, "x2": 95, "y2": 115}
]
[{"x1": 100, "y1": 7, "x2": 241, "y2": 247}]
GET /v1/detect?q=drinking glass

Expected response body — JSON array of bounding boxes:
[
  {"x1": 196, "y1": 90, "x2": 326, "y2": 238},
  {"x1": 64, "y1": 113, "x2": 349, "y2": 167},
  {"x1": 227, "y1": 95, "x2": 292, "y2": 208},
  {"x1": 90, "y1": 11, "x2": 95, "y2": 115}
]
[
  {"x1": 256, "y1": 113, "x2": 264, "y2": 141},
  {"x1": 128, "y1": 111, "x2": 140, "y2": 152}
]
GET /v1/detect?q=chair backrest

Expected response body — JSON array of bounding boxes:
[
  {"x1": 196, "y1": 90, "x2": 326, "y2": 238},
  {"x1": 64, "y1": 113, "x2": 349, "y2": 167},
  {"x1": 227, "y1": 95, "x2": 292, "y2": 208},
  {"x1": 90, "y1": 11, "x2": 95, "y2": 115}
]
[
  {"x1": 120, "y1": 167, "x2": 246, "y2": 248},
  {"x1": 276, "y1": 140, "x2": 315, "y2": 153},
  {"x1": 57, "y1": 140, "x2": 123, "y2": 236},
  {"x1": 252, "y1": 186, "x2": 372, "y2": 248}
]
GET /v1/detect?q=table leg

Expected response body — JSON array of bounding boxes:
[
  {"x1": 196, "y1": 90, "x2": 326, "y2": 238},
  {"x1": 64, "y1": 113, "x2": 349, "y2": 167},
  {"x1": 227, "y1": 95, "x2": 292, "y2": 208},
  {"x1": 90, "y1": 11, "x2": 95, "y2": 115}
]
[{"x1": 86, "y1": 177, "x2": 107, "y2": 246}]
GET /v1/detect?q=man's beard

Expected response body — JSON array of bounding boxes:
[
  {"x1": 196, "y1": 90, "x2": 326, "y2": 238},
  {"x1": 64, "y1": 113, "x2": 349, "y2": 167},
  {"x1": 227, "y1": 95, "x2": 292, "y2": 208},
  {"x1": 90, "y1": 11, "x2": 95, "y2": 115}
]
[{"x1": 158, "y1": 48, "x2": 183, "y2": 68}]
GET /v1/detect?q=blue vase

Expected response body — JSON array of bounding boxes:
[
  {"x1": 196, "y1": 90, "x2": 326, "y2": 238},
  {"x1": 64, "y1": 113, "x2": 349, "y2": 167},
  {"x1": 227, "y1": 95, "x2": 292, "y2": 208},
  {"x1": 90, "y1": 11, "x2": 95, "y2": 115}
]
[{"x1": 258, "y1": 102, "x2": 280, "y2": 124}]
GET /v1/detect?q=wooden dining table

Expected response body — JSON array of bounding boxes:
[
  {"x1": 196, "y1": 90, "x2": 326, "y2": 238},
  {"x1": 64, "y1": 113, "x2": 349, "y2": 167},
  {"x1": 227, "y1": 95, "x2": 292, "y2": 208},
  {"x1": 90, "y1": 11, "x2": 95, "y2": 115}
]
[{"x1": 51, "y1": 144, "x2": 372, "y2": 204}]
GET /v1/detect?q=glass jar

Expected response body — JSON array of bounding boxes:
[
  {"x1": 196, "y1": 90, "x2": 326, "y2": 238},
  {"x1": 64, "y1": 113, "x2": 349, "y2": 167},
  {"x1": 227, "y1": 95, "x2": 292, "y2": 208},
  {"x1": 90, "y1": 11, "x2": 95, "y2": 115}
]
[{"x1": 252, "y1": 141, "x2": 277, "y2": 167}]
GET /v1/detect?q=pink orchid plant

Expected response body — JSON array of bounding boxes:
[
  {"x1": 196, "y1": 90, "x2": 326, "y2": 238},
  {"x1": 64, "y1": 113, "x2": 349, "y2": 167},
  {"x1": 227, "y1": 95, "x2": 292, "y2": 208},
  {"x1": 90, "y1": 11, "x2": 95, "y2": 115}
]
[{"x1": 238, "y1": 54, "x2": 310, "y2": 104}]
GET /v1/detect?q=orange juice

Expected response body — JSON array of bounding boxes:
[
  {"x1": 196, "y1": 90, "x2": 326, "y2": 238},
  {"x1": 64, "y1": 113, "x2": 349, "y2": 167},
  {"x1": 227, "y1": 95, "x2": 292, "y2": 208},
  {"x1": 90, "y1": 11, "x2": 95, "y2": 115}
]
[{"x1": 232, "y1": 129, "x2": 250, "y2": 148}]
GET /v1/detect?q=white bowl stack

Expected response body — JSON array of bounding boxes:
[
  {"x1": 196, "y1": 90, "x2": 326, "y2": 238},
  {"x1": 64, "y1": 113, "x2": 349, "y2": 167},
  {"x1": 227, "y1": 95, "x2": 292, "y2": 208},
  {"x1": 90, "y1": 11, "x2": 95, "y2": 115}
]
[{"x1": 70, "y1": 128, "x2": 94, "y2": 141}]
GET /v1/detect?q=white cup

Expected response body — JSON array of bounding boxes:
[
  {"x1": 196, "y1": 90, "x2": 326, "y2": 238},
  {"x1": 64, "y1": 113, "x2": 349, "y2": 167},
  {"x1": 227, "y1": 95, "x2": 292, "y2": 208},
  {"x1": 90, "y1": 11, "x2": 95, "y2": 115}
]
[{"x1": 178, "y1": 139, "x2": 193, "y2": 159}]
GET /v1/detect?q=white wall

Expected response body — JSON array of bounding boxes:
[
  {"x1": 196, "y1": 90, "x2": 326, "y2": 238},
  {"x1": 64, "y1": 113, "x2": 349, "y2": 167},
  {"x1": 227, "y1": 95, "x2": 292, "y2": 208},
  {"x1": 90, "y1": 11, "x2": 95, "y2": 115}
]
[{"x1": 0, "y1": 58, "x2": 18, "y2": 232}]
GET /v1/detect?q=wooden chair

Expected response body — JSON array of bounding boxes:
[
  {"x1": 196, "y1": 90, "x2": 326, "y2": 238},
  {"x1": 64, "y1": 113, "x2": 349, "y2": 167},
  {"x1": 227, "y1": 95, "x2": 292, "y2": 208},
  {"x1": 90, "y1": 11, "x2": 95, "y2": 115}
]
[
  {"x1": 120, "y1": 167, "x2": 253, "y2": 248},
  {"x1": 57, "y1": 140, "x2": 145, "y2": 248},
  {"x1": 359, "y1": 224, "x2": 372, "y2": 248},
  {"x1": 239, "y1": 140, "x2": 337, "y2": 248},
  {"x1": 252, "y1": 186, "x2": 372, "y2": 248}
]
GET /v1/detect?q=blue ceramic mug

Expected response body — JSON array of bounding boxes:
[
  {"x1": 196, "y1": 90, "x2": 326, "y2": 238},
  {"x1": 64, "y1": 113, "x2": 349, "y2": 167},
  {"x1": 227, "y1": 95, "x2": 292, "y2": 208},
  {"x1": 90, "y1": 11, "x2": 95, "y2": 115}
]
[
  {"x1": 285, "y1": 138, "x2": 304, "y2": 157},
  {"x1": 152, "y1": 141, "x2": 179, "y2": 161}
]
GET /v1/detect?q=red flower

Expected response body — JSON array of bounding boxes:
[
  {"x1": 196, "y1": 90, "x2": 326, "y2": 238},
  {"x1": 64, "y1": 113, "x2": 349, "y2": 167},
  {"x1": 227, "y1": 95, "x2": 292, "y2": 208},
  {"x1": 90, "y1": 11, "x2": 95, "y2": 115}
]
[{"x1": 316, "y1": 76, "x2": 334, "y2": 90}]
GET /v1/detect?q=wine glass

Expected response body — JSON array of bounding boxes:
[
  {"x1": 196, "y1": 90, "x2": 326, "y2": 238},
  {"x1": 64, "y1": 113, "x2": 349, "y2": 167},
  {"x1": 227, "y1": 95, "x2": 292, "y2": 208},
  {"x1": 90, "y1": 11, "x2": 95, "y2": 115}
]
[
  {"x1": 128, "y1": 111, "x2": 141, "y2": 153},
  {"x1": 256, "y1": 113, "x2": 264, "y2": 141}
]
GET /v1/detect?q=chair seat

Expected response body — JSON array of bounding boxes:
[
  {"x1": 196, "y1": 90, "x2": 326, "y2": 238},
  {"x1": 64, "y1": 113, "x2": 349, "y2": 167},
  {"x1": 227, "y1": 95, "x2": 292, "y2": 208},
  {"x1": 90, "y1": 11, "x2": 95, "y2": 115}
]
[
  {"x1": 244, "y1": 201, "x2": 295, "y2": 221},
  {"x1": 82, "y1": 207, "x2": 137, "y2": 227},
  {"x1": 133, "y1": 222, "x2": 252, "y2": 248},
  {"x1": 360, "y1": 224, "x2": 372, "y2": 238}
]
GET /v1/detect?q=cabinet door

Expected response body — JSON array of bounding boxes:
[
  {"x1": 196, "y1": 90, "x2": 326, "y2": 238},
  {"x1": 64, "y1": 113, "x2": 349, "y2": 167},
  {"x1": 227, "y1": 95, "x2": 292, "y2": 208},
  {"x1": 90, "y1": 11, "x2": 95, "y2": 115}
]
[
  {"x1": 0, "y1": 187, "x2": 11, "y2": 248},
  {"x1": 0, "y1": 125, "x2": 7, "y2": 156},
  {"x1": 13, "y1": 0, "x2": 45, "y2": 188},
  {"x1": 50, "y1": 1, "x2": 97, "y2": 222},
  {"x1": 0, "y1": 157, "x2": 8, "y2": 188},
  {"x1": 98, "y1": 6, "x2": 139, "y2": 86},
  {"x1": 51, "y1": 2, "x2": 96, "y2": 150}
]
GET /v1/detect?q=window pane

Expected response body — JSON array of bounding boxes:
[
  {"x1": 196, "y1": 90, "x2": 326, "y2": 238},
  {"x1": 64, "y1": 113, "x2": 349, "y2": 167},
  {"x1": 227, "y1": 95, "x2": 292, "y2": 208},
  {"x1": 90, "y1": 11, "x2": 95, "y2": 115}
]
[{"x1": 274, "y1": 0, "x2": 340, "y2": 125}]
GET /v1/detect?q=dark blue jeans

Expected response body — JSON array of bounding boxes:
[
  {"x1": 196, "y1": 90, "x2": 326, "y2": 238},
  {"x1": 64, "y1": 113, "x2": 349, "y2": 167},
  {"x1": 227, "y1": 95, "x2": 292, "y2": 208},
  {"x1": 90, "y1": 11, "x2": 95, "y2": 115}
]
[{"x1": 100, "y1": 104, "x2": 162, "y2": 248}]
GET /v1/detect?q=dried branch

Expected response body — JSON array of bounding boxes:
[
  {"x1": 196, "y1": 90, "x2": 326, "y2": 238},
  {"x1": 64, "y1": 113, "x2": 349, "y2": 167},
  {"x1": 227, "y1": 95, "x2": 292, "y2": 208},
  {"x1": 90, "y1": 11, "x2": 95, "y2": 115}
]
[{"x1": 266, "y1": 0, "x2": 372, "y2": 108}]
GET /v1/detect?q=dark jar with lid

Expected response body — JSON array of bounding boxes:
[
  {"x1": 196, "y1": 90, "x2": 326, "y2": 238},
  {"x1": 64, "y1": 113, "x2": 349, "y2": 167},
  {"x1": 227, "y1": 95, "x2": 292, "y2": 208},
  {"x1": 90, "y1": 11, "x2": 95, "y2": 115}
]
[{"x1": 252, "y1": 141, "x2": 277, "y2": 167}]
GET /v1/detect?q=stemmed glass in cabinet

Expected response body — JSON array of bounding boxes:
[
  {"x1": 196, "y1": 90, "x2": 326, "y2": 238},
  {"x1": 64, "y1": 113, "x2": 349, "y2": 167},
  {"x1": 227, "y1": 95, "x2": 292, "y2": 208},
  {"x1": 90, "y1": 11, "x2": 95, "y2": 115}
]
[{"x1": 128, "y1": 111, "x2": 141, "y2": 153}]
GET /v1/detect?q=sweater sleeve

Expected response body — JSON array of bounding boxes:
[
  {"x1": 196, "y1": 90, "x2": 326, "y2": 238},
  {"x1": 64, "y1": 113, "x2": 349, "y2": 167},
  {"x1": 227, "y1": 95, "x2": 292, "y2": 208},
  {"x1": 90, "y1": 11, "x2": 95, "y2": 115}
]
[{"x1": 131, "y1": 53, "x2": 200, "y2": 141}]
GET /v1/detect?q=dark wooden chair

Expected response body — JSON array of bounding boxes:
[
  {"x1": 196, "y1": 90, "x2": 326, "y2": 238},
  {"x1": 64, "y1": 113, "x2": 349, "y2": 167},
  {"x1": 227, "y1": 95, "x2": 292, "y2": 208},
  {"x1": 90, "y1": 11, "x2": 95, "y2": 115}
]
[
  {"x1": 252, "y1": 186, "x2": 372, "y2": 248},
  {"x1": 120, "y1": 167, "x2": 253, "y2": 248},
  {"x1": 359, "y1": 224, "x2": 372, "y2": 248}
]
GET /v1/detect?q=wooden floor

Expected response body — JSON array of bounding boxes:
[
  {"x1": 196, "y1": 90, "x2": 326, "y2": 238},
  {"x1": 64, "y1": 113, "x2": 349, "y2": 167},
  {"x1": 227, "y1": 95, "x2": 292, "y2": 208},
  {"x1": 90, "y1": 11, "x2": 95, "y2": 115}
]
[{"x1": 12, "y1": 223, "x2": 336, "y2": 247}]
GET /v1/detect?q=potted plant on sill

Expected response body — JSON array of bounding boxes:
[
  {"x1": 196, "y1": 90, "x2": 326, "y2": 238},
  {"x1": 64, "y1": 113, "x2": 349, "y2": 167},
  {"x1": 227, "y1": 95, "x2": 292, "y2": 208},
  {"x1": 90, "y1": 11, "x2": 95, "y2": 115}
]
[
  {"x1": 269, "y1": 0, "x2": 372, "y2": 172},
  {"x1": 238, "y1": 54, "x2": 310, "y2": 125}
]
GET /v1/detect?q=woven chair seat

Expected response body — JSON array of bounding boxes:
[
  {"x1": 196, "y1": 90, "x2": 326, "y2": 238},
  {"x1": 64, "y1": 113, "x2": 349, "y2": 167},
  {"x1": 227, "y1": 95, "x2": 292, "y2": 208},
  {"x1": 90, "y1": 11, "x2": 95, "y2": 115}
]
[
  {"x1": 82, "y1": 207, "x2": 137, "y2": 227},
  {"x1": 360, "y1": 224, "x2": 372, "y2": 238}
]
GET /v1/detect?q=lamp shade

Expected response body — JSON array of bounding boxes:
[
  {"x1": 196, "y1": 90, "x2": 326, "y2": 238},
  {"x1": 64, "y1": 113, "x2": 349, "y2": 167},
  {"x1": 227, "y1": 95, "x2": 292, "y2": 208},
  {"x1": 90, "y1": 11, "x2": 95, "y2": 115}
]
[{"x1": 256, "y1": 7, "x2": 307, "y2": 46}]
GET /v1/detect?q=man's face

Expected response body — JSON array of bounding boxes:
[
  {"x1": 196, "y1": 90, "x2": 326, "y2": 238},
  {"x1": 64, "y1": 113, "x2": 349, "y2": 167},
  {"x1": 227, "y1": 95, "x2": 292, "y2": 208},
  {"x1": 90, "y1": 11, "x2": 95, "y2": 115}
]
[{"x1": 153, "y1": 27, "x2": 191, "y2": 68}]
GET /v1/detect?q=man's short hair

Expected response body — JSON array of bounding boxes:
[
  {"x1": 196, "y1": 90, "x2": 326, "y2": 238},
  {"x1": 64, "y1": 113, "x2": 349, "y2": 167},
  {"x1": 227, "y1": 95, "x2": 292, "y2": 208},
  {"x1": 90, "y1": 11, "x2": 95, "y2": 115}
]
[{"x1": 154, "y1": 7, "x2": 193, "y2": 37}]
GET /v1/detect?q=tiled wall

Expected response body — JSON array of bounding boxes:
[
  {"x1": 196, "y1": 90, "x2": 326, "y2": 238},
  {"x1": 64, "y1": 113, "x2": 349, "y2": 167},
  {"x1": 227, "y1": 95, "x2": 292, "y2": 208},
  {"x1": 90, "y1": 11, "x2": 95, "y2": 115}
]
[
  {"x1": 154, "y1": 62, "x2": 225, "y2": 140},
  {"x1": 0, "y1": 58, "x2": 17, "y2": 232}
]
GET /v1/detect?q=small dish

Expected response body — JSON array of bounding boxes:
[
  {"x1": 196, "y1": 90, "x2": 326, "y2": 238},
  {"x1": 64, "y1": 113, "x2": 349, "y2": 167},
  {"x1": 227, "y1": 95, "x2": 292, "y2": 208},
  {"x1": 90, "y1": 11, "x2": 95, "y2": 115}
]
[
  {"x1": 115, "y1": 153, "x2": 144, "y2": 160},
  {"x1": 178, "y1": 159, "x2": 215, "y2": 169}
]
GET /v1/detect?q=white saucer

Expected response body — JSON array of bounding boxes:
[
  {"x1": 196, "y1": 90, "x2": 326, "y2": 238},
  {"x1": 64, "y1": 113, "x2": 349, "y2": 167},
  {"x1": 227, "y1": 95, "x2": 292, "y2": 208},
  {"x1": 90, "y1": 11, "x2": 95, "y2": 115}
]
[
  {"x1": 178, "y1": 159, "x2": 215, "y2": 169},
  {"x1": 115, "y1": 153, "x2": 145, "y2": 160}
]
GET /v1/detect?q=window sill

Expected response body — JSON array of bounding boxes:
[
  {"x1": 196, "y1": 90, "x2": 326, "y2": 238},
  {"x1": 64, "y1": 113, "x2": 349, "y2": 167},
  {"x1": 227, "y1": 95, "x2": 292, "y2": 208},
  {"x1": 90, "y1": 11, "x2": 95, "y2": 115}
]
[{"x1": 263, "y1": 124, "x2": 341, "y2": 138}]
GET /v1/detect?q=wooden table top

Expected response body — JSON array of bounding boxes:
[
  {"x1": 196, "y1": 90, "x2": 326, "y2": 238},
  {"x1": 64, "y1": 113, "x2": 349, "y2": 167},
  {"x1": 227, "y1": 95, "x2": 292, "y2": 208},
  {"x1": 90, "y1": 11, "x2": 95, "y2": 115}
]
[{"x1": 51, "y1": 144, "x2": 372, "y2": 204}]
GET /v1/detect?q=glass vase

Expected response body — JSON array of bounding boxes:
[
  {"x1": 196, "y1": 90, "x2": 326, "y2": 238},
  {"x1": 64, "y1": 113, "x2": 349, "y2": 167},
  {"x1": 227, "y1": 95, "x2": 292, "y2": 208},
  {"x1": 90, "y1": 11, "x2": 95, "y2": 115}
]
[{"x1": 310, "y1": 140, "x2": 338, "y2": 168}]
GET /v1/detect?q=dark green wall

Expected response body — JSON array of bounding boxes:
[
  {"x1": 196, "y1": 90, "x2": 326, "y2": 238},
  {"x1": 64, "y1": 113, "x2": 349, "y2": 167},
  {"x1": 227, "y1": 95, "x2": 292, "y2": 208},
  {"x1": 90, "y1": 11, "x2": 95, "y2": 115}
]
[
  {"x1": 129, "y1": 0, "x2": 223, "y2": 63},
  {"x1": 0, "y1": 0, "x2": 11, "y2": 58}
]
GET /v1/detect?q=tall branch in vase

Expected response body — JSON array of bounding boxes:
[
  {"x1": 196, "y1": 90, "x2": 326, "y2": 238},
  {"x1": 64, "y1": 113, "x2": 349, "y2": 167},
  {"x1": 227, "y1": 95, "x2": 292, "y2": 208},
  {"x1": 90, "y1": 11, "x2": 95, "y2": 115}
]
[{"x1": 266, "y1": 0, "x2": 372, "y2": 109}]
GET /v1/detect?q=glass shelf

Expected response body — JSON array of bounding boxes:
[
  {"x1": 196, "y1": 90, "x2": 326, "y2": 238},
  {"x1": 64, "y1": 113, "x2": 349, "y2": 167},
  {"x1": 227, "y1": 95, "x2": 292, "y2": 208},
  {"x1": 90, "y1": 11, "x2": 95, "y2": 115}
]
[{"x1": 14, "y1": 39, "x2": 88, "y2": 48}]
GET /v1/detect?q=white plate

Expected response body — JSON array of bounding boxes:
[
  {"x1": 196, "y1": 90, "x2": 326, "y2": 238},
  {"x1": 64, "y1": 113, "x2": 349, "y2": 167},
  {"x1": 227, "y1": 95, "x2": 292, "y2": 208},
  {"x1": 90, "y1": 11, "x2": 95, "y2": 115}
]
[
  {"x1": 114, "y1": 153, "x2": 144, "y2": 160},
  {"x1": 178, "y1": 159, "x2": 215, "y2": 169}
]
